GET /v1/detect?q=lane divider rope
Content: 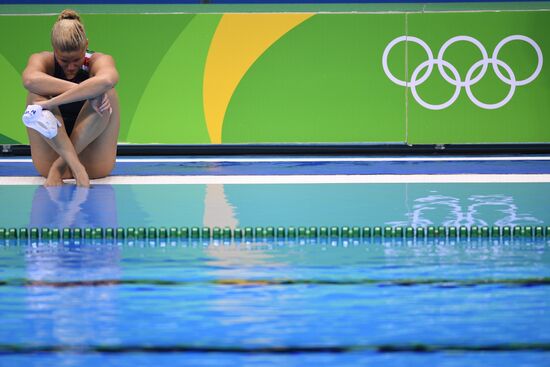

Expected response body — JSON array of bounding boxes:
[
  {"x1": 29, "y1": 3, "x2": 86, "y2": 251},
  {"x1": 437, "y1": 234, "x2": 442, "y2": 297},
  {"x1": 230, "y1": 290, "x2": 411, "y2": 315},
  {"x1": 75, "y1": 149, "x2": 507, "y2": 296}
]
[{"x1": 0, "y1": 225, "x2": 548, "y2": 242}]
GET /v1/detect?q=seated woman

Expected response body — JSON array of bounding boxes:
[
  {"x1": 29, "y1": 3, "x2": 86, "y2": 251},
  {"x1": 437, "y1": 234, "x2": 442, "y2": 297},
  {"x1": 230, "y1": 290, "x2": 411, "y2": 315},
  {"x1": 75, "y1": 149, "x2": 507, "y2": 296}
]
[{"x1": 22, "y1": 9, "x2": 120, "y2": 187}]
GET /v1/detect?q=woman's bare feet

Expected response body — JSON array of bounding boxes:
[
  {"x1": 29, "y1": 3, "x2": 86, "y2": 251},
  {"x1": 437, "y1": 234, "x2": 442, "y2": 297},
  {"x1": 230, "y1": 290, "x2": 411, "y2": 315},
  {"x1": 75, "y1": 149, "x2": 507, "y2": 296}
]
[
  {"x1": 72, "y1": 165, "x2": 90, "y2": 187},
  {"x1": 44, "y1": 163, "x2": 65, "y2": 186},
  {"x1": 44, "y1": 159, "x2": 90, "y2": 187}
]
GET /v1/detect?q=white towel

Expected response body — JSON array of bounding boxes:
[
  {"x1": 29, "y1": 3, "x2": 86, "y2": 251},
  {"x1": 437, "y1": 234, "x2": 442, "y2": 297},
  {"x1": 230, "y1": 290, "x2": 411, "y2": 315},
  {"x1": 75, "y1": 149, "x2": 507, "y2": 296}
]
[{"x1": 22, "y1": 105, "x2": 61, "y2": 139}]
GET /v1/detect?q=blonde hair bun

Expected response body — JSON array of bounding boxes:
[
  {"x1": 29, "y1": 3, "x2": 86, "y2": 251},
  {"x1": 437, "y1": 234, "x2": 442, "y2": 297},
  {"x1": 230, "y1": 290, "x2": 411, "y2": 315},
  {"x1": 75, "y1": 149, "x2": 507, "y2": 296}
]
[
  {"x1": 52, "y1": 9, "x2": 87, "y2": 52},
  {"x1": 57, "y1": 9, "x2": 81, "y2": 22}
]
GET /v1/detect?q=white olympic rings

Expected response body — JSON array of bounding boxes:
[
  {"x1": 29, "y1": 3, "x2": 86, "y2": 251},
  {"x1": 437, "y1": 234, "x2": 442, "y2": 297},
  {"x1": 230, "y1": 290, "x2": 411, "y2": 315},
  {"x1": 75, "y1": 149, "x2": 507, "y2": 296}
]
[{"x1": 382, "y1": 35, "x2": 543, "y2": 110}]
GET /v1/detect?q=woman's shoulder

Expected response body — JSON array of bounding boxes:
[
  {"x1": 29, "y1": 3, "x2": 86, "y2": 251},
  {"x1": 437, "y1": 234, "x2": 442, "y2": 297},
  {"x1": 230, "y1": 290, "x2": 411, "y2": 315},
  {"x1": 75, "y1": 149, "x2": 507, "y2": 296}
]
[
  {"x1": 88, "y1": 51, "x2": 114, "y2": 62},
  {"x1": 26, "y1": 51, "x2": 54, "y2": 72},
  {"x1": 29, "y1": 51, "x2": 54, "y2": 63},
  {"x1": 88, "y1": 52, "x2": 117, "y2": 70}
]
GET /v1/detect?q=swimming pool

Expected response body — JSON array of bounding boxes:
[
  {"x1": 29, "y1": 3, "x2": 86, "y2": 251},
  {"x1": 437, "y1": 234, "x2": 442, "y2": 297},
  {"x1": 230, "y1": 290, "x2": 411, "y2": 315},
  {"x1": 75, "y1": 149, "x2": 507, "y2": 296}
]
[{"x1": 0, "y1": 156, "x2": 549, "y2": 366}]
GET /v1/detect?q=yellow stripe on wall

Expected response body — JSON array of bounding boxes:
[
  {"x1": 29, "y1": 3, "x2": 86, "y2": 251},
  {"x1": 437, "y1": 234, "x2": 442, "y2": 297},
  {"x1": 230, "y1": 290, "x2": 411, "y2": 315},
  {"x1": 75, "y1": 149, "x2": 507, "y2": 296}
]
[{"x1": 203, "y1": 13, "x2": 314, "y2": 144}]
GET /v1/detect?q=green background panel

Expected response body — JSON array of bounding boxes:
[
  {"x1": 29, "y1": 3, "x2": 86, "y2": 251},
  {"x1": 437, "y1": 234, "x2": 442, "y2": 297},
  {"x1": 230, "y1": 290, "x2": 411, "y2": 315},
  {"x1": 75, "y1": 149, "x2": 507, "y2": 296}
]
[
  {"x1": 222, "y1": 14, "x2": 406, "y2": 143},
  {"x1": 0, "y1": 53, "x2": 26, "y2": 143},
  {"x1": 126, "y1": 15, "x2": 220, "y2": 144},
  {"x1": 86, "y1": 14, "x2": 198, "y2": 141},
  {"x1": 0, "y1": 14, "x2": 196, "y2": 143},
  {"x1": 0, "y1": 9, "x2": 549, "y2": 145},
  {"x1": 406, "y1": 11, "x2": 550, "y2": 144},
  {"x1": 0, "y1": 16, "x2": 57, "y2": 144}
]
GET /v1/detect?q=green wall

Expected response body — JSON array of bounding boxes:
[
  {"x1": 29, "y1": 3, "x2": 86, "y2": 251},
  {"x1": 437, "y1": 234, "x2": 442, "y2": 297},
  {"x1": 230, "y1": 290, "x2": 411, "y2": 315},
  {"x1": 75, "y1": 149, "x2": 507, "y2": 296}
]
[
  {"x1": 406, "y1": 11, "x2": 550, "y2": 143},
  {"x1": 0, "y1": 4, "x2": 548, "y2": 145}
]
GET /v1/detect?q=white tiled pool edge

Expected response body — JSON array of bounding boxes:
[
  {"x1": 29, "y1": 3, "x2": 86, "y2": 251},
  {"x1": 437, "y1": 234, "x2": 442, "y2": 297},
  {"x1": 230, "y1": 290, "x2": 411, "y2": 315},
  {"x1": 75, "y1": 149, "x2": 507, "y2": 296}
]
[{"x1": 2, "y1": 174, "x2": 550, "y2": 185}]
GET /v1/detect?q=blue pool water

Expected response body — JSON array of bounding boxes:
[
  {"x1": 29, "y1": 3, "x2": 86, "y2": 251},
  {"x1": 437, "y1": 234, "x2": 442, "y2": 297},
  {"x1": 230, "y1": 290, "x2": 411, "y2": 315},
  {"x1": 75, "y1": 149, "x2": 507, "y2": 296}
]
[
  {"x1": 0, "y1": 238, "x2": 549, "y2": 366},
  {"x1": 1, "y1": 182, "x2": 550, "y2": 228},
  {"x1": 0, "y1": 182, "x2": 549, "y2": 366}
]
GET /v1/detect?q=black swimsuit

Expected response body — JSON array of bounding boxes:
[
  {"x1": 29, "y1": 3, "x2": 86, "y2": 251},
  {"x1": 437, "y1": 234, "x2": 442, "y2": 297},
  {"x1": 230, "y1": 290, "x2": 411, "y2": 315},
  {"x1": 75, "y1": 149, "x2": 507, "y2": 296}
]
[{"x1": 53, "y1": 52, "x2": 93, "y2": 136}]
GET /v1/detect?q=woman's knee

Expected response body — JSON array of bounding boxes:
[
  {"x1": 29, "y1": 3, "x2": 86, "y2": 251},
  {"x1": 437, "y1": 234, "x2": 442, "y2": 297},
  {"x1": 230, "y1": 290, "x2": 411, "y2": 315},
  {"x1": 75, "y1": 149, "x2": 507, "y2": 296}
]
[
  {"x1": 85, "y1": 95, "x2": 114, "y2": 123},
  {"x1": 105, "y1": 89, "x2": 119, "y2": 116},
  {"x1": 86, "y1": 160, "x2": 115, "y2": 179},
  {"x1": 26, "y1": 92, "x2": 48, "y2": 105},
  {"x1": 31, "y1": 157, "x2": 53, "y2": 178}
]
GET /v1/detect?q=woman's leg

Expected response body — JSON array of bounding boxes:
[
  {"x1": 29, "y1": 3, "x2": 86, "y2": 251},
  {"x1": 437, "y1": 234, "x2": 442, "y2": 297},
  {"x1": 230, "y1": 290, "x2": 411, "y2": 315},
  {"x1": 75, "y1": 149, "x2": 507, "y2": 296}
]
[
  {"x1": 71, "y1": 88, "x2": 120, "y2": 179},
  {"x1": 26, "y1": 92, "x2": 89, "y2": 186},
  {"x1": 27, "y1": 89, "x2": 120, "y2": 185}
]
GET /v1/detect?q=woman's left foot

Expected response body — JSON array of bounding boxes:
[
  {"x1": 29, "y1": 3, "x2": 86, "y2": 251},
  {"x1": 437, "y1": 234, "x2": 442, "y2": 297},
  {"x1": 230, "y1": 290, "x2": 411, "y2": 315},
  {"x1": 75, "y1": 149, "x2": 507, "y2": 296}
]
[{"x1": 44, "y1": 166, "x2": 64, "y2": 186}]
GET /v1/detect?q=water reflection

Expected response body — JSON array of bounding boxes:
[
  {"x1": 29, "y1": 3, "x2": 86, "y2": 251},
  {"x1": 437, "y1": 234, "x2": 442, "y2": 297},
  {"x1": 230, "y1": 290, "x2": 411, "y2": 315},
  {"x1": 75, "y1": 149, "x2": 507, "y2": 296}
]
[
  {"x1": 388, "y1": 194, "x2": 543, "y2": 228},
  {"x1": 203, "y1": 184, "x2": 238, "y2": 230},
  {"x1": 24, "y1": 244, "x2": 121, "y2": 347},
  {"x1": 30, "y1": 185, "x2": 118, "y2": 228},
  {"x1": 203, "y1": 184, "x2": 282, "y2": 269},
  {"x1": 24, "y1": 185, "x2": 122, "y2": 350},
  {"x1": 17, "y1": 182, "x2": 549, "y2": 230},
  {"x1": 203, "y1": 184, "x2": 289, "y2": 346}
]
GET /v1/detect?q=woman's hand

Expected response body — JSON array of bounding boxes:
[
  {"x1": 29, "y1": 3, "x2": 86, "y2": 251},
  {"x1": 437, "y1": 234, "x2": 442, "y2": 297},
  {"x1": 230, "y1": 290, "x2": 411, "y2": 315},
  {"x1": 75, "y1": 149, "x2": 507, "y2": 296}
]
[
  {"x1": 35, "y1": 99, "x2": 55, "y2": 111},
  {"x1": 90, "y1": 93, "x2": 111, "y2": 115}
]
